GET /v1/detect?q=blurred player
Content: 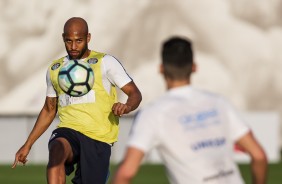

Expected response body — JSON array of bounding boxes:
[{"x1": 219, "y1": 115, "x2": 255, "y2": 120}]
[
  {"x1": 12, "y1": 17, "x2": 142, "y2": 184},
  {"x1": 112, "y1": 37, "x2": 267, "y2": 184}
]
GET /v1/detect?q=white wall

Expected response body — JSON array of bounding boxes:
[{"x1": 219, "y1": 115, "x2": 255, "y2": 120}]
[{"x1": 0, "y1": 112, "x2": 280, "y2": 165}]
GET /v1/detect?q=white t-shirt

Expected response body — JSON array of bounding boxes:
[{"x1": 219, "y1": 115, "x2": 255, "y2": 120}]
[
  {"x1": 128, "y1": 86, "x2": 249, "y2": 184},
  {"x1": 46, "y1": 54, "x2": 132, "y2": 97}
]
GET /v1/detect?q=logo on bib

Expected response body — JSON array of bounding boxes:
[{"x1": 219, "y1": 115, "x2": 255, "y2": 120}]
[
  {"x1": 87, "y1": 58, "x2": 98, "y2": 64},
  {"x1": 51, "y1": 63, "x2": 60, "y2": 70}
]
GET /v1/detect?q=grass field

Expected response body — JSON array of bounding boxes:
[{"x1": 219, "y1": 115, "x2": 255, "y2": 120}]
[{"x1": 0, "y1": 162, "x2": 281, "y2": 184}]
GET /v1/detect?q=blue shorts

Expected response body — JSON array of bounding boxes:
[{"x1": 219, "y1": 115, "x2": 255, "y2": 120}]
[{"x1": 48, "y1": 127, "x2": 111, "y2": 184}]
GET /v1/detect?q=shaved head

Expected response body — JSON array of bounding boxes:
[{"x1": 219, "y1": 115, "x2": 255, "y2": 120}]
[
  {"x1": 63, "y1": 17, "x2": 88, "y2": 35},
  {"x1": 62, "y1": 17, "x2": 91, "y2": 59}
]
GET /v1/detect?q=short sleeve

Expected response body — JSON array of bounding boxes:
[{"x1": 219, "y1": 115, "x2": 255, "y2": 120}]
[
  {"x1": 219, "y1": 97, "x2": 250, "y2": 141},
  {"x1": 46, "y1": 68, "x2": 57, "y2": 97},
  {"x1": 127, "y1": 108, "x2": 160, "y2": 153},
  {"x1": 102, "y1": 55, "x2": 132, "y2": 88}
]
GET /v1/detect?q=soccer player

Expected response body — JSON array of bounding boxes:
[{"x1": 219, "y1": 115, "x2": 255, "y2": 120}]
[
  {"x1": 12, "y1": 17, "x2": 142, "y2": 184},
  {"x1": 112, "y1": 37, "x2": 267, "y2": 184}
]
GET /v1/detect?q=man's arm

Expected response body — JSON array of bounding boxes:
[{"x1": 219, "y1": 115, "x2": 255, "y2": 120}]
[
  {"x1": 112, "y1": 81, "x2": 142, "y2": 116},
  {"x1": 235, "y1": 131, "x2": 268, "y2": 184},
  {"x1": 112, "y1": 147, "x2": 144, "y2": 184},
  {"x1": 12, "y1": 96, "x2": 58, "y2": 168}
]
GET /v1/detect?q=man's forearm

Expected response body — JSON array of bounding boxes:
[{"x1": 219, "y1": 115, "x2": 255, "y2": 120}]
[
  {"x1": 25, "y1": 108, "x2": 56, "y2": 148},
  {"x1": 251, "y1": 158, "x2": 268, "y2": 184},
  {"x1": 125, "y1": 92, "x2": 142, "y2": 112}
]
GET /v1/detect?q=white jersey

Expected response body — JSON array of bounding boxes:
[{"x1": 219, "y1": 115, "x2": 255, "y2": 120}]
[
  {"x1": 46, "y1": 54, "x2": 132, "y2": 97},
  {"x1": 128, "y1": 86, "x2": 249, "y2": 184}
]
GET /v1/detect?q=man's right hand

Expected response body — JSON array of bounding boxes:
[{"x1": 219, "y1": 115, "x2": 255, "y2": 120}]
[{"x1": 12, "y1": 145, "x2": 31, "y2": 168}]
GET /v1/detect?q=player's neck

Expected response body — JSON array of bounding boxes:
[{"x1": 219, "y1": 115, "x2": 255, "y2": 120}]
[
  {"x1": 81, "y1": 49, "x2": 91, "y2": 59},
  {"x1": 166, "y1": 79, "x2": 190, "y2": 90}
]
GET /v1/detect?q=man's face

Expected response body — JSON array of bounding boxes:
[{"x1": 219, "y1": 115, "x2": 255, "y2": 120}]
[{"x1": 63, "y1": 32, "x2": 90, "y2": 59}]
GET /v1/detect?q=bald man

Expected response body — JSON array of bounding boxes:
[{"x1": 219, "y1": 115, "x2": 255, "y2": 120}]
[{"x1": 12, "y1": 17, "x2": 142, "y2": 184}]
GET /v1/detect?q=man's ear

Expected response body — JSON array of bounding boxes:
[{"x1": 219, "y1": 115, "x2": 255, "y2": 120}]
[
  {"x1": 87, "y1": 33, "x2": 91, "y2": 43},
  {"x1": 159, "y1": 64, "x2": 164, "y2": 74},
  {"x1": 62, "y1": 33, "x2": 65, "y2": 41}
]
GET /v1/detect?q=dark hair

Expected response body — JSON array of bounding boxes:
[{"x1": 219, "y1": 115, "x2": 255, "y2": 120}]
[{"x1": 161, "y1": 36, "x2": 194, "y2": 80}]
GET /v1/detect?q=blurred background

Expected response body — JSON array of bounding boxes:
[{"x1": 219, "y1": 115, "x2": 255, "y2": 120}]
[{"x1": 0, "y1": 0, "x2": 281, "y2": 169}]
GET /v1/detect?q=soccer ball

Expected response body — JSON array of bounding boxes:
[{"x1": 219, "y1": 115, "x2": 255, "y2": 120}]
[{"x1": 58, "y1": 60, "x2": 94, "y2": 97}]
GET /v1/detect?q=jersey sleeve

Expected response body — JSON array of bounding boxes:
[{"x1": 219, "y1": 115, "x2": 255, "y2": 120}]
[
  {"x1": 219, "y1": 97, "x2": 250, "y2": 142},
  {"x1": 102, "y1": 55, "x2": 132, "y2": 88},
  {"x1": 127, "y1": 108, "x2": 160, "y2": 153},
  {"x1": 46, "y1": 68, "x2": 57, "y2": 97}
]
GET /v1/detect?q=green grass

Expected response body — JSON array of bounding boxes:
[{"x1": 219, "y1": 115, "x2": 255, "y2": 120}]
[
  {"x1": 239, "y1": 162, "x2": 282, "y2": 184},
  {"x1": 0, "y1": 162, "x2": 281, "y2": 184}
]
